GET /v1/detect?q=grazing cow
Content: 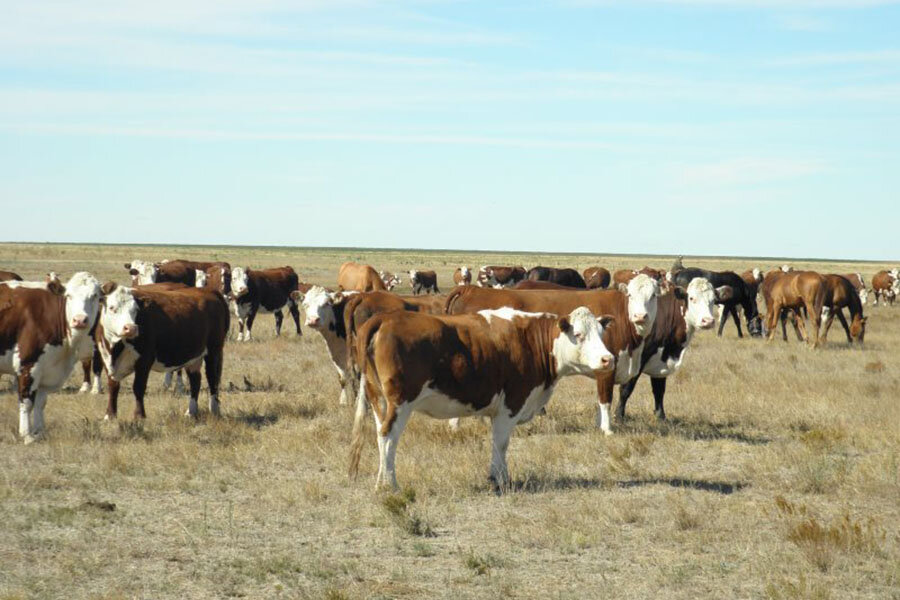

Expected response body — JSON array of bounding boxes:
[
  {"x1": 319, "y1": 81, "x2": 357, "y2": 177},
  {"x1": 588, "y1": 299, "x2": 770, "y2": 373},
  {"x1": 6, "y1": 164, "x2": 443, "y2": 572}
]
[
  {"x1": 841, "y1": 273, "x2": 868, "y2": 305},
  {"x1": 477, "y1": 266, "x2": 526, "y2": 288},
  {"x1": 230, "y1": 266, "x2": 301, "y2": 341},
  {"x1": 762, "y1": 271, "x2": 827, "y2": 346},
  {"x1": 348, "y1": 306, "x2": 615, "y2": 490},
  {"x1": 616, "y1": 278, "x2": 729, "y2": 421},
  {"x1": 445, "y1": 274, "x2": 662, "y2": 433},
  {"x1": 820, "y1": 275, "x2": 866, "y2": 344},
  {"x1": 526, "y1": 266, "x2": 587, "y2": 288},
  {"x1": 453, "y1": 266, "x2": 472, "y2": 286},
  {"x1": 337, "y1": 262, "x2": 387, "y2": 292},
  {"x1": 583, "y1": 267, "x2": 611, "y2": 289},
  {"x1": 96, "y1": 283, "x2": 229, "y2": 420},
  {"x1": 0, "y1": 272, "x2": 102, "y2": 443},
  {"x1": 0, "y1": 271, "x2": 22, "y2": 282},
  {"x1": 408, "y1": 270, "x2": 439, "y2": 295},
  {"x1": 672, "y1": 267, "x2": 762, "y2": 337},
  {"x1": 379, "y1": 271, "x2": 401, "y2": 291},
  {"x1": 872, "y1": 270, "x2": 899, "y2": 306}
]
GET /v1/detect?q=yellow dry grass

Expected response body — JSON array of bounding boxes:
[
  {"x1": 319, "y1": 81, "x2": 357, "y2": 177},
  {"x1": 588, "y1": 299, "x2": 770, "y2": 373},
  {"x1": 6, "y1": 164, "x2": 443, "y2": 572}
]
[{"x1": 0, "y1": 243, "x2": 898, "y2": 599}]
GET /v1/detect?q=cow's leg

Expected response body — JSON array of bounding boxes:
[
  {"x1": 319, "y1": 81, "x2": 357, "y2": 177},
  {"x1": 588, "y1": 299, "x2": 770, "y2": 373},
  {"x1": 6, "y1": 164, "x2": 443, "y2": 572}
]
[
  {"x1": 175, "y1": 370, "x2": 185, "y2": 395},
  {"x1": 132, "y1": 364, "x2": 151, "y2": 420},
  {"x1": 651, "y1": 377, "x2": 667, "y2": 420},
  {"x1": 79, "y1": 358, "x2": 92, "y2": 393},
  {"x1": 448, "y1": 418, "x2": 461, "y2": 431},
  {"x1": 371, "y1": 409, "x2": 386, "y2": 488},
  {"x1": 595, "y1": 371, "x2": 615, "y2": 435},
  {"x1": 185, "y1": 364, "x2": 203, "y2": 418},
  {"x1": 274, "y1": 310, "x2": 284, "y2": 336},
  {"x1": 163, "y1": 370, "x2": 173, "y2": 390},
  {"x1": 615, "y1": 376, "x2": 639, "y2": 422},
  {"x1": 731, "y1": 306, "x2": 743, "y2": 338},
  {"x1": 834, "y1": 310, "x2": 853, "y2": 344},
  {"x1": 489, "y1": 412, "x2": 517, "y2": 491},
  {"x1": 244, "y1": 305, "x2": 258, "y2": 341},
  {"x1": 288, "y1": 302, "x2": 302, "y2": 336},
  {"x1": 90, "y1": 350, "x2": 103, "y2": 394},
  {"x1": 105, "y1": 377, "x2": 120, "y2": 420},
  {"x1": 17, "y1": 373, "x2": 35, "y2": 441},
  {"x1": 337, "y1": 368, "x2": 349, "y2": 406},
  {"x1": 820, "y1": 308, "x2": 836, "y2": 343},
  {"x1": 378, "y1": 402, "x2": 412, "y2": 490},
  {"x1": 766, "y1": 302, "x2": 782, "y2": 342},
  {"x1": 237, "y1": 319, "x2": 246, "y2": 342},
  {"x1": 31, "y1": 390, "x2": 49, "y2": 438},
  {"x1": 204, "y1": 350, "x2": 223, "y2": 417}
]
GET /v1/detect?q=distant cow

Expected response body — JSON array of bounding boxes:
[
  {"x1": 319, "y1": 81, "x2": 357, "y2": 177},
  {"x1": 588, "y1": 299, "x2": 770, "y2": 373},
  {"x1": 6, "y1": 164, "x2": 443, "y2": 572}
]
[
  {"x1": 612, "y1": 269, "x2": 638, "y2": 287},
  {"x1": 348, "y1": 306, "x2": 615, "y2": 490},
  {"x1": 841, "y1": 273, "x2": 868, "y2": 305},
  {"x1": 583, "y1": 267, "x2": 610, "y2": 289},
  {"x1": 125, "y1": 259, "x2": 231, "y2": 289},
  {"x1": 872, "y1": 270, "x2": 899, "y2": 306},
  {"x1": 672, "y1": 267, "x2": 762, "y2": 337},
  {"x1": 513, "y1": 280, "x2": 578, "y2": 290},
  {"x1": 230, "y1": 266, "x2": 301, "y2": 341},
  {"x1": 337, "y1": 262, "x2": 387, "y2": 292},
  {"x1": 96, "y1": 283, "x2": 229, "y2": 420},
  {"x1": 0, "y1": 272, "x2": 102, "y2": 443},
  {"x1": 820, "y1": 275, "x2": 866, "y2": 344},
  {"x1": 380, "y1": 271, "x2": 401, "y2": 291},
  {"x1": 0, "y1": 270, "x2": 22, "y2": 282},
  {"x1": 476, "y1": 266, "x2": 526, "y2": 288},
  {"x1": 526, "y1": 266, "x2": 586, "y2": 288},
  {"x1": 762, "y1": 271, "x2": 827, "y2": 346},
  {"x1": 453, "y1": 266, "x2": 472, "y2": 286},
  {"x1": 408, "y1": 270, "x2": 439, "y2": 295}
]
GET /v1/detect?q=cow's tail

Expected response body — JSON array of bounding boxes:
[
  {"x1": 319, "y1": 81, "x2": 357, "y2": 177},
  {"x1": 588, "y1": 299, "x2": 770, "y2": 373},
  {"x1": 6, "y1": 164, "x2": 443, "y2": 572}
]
[
  {"x1": 444, "y1": 286, "x2": 467, "y2": 314},
  {"x1": 344, "y1": 295, "x2": 363, "y2": 400},
  {"x1": 348, "y1": 317, "x2": 381, "y2": 480}
]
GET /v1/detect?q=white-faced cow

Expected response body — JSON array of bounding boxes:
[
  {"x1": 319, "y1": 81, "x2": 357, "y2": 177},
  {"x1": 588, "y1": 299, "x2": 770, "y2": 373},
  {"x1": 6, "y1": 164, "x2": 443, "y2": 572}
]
[
  {"x1": 125, "y1": 259, "x2": 231, "y2": 290},
  {"x1": 96, "y1": 283, "x2": 229, "y2": 420},
  {"x1": 477, "y1": 266, "x2": 526, "y2": 288},
  {"x1": 379, "y1": 271, "x2": 401, "y2": 291},
  {"x1": 295, "y1": 286, "x2": 354, "y2": 405},
  {"x1": 453, "y1": 266, "x2": 472, "y2": 286},
  {"x1": 672, "y1": 267, "x2": 762, "y2": 337},
  {"x1": 408, "y1": 270, "x2": 439, "y2": 295},
  {"x1": 230, "y1": 266, "x2": 301, "y2": 341},
  {"x1": 0, "y1": 272, "x2": 102, "y2": 443},
  {"x1": 348, "y1": 306, "x2": 615, "y2": 490},
  {"x1": 872, "y1": 270, "x2": 899, "y2": 306}
]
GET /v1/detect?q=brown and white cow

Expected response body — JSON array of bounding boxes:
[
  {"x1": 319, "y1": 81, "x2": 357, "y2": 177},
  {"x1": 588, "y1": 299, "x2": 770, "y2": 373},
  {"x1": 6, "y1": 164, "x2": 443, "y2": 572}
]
[
  {"x1": 0, "y1": 272, "x2": 102, "y2": 443},
  {"x1": 872, "y1": 270, "x2": 899, "y2": 306},
  {"x1": 230, "y1": 266, "x2": 301, "y2": 341},
  {"x1": 336, "y1": 262, "x2": 386, "y2": 292},
  {"x1": 379, "y1": 271, "x2": 401, "y2": 291},
  {"x1": 348, "y1": 306, "x2": 615, "y2": 490},
  {"x1": 408, "y1": 270, "x2": 439, "y2": 295},
  {"x1": 0, "y1": 270, "x2": 23, "y2": 282},
  {"x1": 125, "y1": 259, "x2": 231, "y2": 290},
  {"x1": 476, "y1": 265, "x2": 526, "y2": 288},
  {"x1": 445, "y1": 274, "x2": 662, "y2": 433},
  {"x1": 453, "y1": 266, "x2": 472, "y2": 286},
  {"x1": 612, "y1": 269, "x2": 638, "y2": 287},
  {"x1": 583, "y1": 267, "x2": 611, "y2": 289},
  {"x1": 96, "y1": 283, "x2": 229, "y2": 420}
]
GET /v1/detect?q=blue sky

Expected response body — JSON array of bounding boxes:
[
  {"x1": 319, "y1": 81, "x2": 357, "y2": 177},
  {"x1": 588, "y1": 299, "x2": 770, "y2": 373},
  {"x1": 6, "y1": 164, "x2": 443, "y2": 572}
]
[{"x1": 1, "y1": 1, "x2": 897, "y2": 260}]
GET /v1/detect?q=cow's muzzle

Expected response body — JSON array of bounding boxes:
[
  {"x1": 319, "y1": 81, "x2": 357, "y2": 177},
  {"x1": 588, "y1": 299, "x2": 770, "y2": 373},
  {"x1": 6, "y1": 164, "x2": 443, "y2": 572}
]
[
  {"x1": 120, "y1": 324, "x2": 139, "y2": 339},
  {"x1": 699, "y1": 317, "x2": 714, "y2": 329},
  {"x1": 70, "y1": 315, "x2": 89, "y2": 330}
]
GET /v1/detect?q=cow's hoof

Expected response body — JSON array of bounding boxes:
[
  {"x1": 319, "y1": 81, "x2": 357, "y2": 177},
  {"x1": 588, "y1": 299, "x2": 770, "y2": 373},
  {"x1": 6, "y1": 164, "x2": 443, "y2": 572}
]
[
  {"x1": 23, "y1": 433, "x2": 41, "y2": 445},
  {"x1": 103, "y1": 414, "x2": 116, "y2": 422},
  {"x1": 602, "y1": 429, "x2": 613, "y2": 437},
  {"x1": 78, "y1": 382, "x2": 90, "y2": 393}
]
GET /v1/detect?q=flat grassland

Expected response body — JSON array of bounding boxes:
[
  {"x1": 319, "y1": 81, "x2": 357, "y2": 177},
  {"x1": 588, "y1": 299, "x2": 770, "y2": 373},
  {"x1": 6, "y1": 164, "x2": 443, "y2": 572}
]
[{"x1": 1, "y1": 243, "x2": 898, "y2": 600}]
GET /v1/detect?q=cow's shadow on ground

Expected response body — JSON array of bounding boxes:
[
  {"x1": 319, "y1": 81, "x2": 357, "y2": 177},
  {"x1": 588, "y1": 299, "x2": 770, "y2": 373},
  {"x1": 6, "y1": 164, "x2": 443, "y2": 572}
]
[
  {"x1": 617, "y1": 415, "x2": 771, "y2": 446},
  {"x1": 499, "y1": 475, "x2": 746, "y2": 496}
]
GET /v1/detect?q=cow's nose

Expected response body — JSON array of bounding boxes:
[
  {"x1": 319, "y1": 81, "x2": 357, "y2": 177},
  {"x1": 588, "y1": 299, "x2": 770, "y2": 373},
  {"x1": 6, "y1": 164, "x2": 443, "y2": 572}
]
[
  {"x1": 633, "y1": 313, "x2": 647, "y2": 323},
  {"x1": 307, "y1": 318, "x2": 320, "y2": 327},
  {"x1": 121, "y1": 324, "x2": 138, "y2": 338},
  {"x1": 700, "y1": 317, "x2": 714, "y2": 328},
  {"x1": 600, "y1": 355, "x2": 613, "y2": 369},
  {"x1": 71, "y1": 315, "x2": 89, "y2": 329}
]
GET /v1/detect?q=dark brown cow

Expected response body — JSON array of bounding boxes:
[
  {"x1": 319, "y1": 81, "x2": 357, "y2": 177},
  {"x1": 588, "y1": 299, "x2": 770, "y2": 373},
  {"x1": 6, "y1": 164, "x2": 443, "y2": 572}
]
[
  {"x1": 0, "y1": 272, "x2": 102, "y2": 442},
  {"x1": 762, "y1": 271, "x2": 827, "y2": 346},
  {"x1": 0, "y1": 270, "x2": 22, "y2": 282},
  {"x1": 583, "y1": 267, "x2": 610, "y2": 289},
  {"x1": 872, "y1": 270, "x2": 898, "y2": 306},
  {"x1": 348, "y1": 306, "x2": 615, "y2": 490},
  {"x1": 444, "y1": 274, "x2": 662, "y2": 433},
  {"x1": 821, "y1": 275, "x2": 866, "y2": 344},
  {"x1": 513, "y1": 280, "x2": 577, "y2": 290},
  {"x1": 338, "y1": 262, "x2": 387, "y2": 292},
  {"x1": 612, "y1": 269, "x2": 638, "y2": 286},
  {"x1": 526, "y1": 267, "x2": 587, "y2": 288},
  {"x1": 408, "y1": 270, "x2": 439, "y2": 295},
  {"x1": 230, "y1": 266, "x2": 301, "y2": 341},
  {"x1": 476, "y1": 265, "x2": 526, "y2": 288},
  {"x1": 453, "y1": 267, "x2": 472, "y2": 286},
  {"x1": 96, "y1": 283, "x2": 229, "y2": 420}
]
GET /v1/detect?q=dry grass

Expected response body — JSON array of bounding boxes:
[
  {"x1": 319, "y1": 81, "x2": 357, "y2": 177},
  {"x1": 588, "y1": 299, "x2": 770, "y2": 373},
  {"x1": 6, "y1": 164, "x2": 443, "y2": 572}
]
[{"x1": 1, "y1": 243, "x2": 898, "y2": 599}]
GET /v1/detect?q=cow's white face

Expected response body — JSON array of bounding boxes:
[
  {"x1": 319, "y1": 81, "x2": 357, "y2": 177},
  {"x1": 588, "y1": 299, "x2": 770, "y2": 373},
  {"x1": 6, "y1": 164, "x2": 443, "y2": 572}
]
[
  {"x1": 231, "y1": 267, "x2": 249, "y2": 297},
  {"x1": 384, "y1": 273, "x2": 400, "y2": 290},
  {"x1": 477, "y1": 266, "x2": 493, "y2": 287},
  {"x1": 553, "y1": 307, "x2": 615, "y2": 375},
  {"x1": 63, "y1": 272, "x2": 101, "y2": 332},
  {"x1": 461, "y1": 266, "x2": 470, "y2": 280},
  {"x1": 623, "y1": 274, "x2": 659, "y2": 336},
  {"x1": 781, "y1": 265, "x2": 793, "y2": 273},
  {"x1": 127, "y1": 260, "x2": 157, "y2": 285},
  {"x1": 892, "y1": 277, "x2": 900, "y2": 297},
  {"x1": 194, "y1": 269, "x2": 207, "y2": 288},
  {"x1": 300, "y1": 286, "x2": 342, "y2": 329},
  {"x1": 100, "y1": 286, "x2": 140, "y2": 343},
  {"x1": 407, "y1": 270, "x2": 418, "y2": 286},
  {"x1": 683, "y1": 277, "x2": 717, "y2": 330},
  {"x1": 859, "y1": 288, "x2": 869, "y2": 305},
  {"x1": 752, "y1": 267, "x2": 762, "y2": 282}
]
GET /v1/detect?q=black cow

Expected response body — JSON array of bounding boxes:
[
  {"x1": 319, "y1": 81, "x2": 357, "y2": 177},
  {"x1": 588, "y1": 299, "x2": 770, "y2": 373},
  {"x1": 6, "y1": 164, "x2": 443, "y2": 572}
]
[{"x1": 526, "y1": 266, "x2": 587, "y2": 288}]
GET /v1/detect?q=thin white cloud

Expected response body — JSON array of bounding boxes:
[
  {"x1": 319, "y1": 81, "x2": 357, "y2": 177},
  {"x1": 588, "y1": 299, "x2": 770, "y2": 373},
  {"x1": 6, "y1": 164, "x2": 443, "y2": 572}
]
[
  {"x1": 771, "y1": 50, "x2": 900, "y2": 66},
  {"x1": 675, "y1": 157, "x2": 825, "y2": 188},
  {"x1": 774, "y1": 14, "x2": 833, "y2": 31}
]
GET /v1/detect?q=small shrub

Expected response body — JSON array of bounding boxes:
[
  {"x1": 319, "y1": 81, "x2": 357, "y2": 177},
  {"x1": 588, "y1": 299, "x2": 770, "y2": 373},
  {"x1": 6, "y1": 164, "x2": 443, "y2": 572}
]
[
  {"x1": 380, "y1": 487, "x2": 435, "y2": 538},
  {"x1": 463, "y1": 550, "x2": 502, "y2": 576}
]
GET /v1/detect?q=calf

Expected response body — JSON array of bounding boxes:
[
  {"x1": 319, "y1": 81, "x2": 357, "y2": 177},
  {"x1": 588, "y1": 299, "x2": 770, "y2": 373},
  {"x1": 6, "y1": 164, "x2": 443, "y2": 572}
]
[
  {"x1": 408, "y1": 270, "x2": 439, "y2": 295},
  {"x1": 612, "y1": 269, "x2": 638, "y2": 287},
  {"x1": 0, "y1": 272, "x2": 101, "y2": 443},
  {"x1": 672, "y1": 267, "x2": 762, "y2": 337},
  {"x1": 453, "y1": 266, "x2": 472, "y2": 286},
  {"x1": 616, "y1": 278, "x2": 728, "y2": 421},
  {"x1": 96, "y1": 283, "x2": 229, "y2": 419},
  {"x1": 348, "y1": 306, "x2": 615, "y2": 490},
  {"x1": 379, "y1": 271, "x2": 401, "y2": 291},
  {"x1": 583, "y1": 267, "x2": 610, "y2": 289},
  {"x1": 230, "y1": 266, "x2": 301, "y2": 341},
  {"x1": 526, "y1": 266, "x2": 586, "y2": 288},
  {"x1": 445, "y1": 274, "x2": 662, "y2": 433},
  {"x1": 477, "y1": 265, "x2": 526, "y2": 288},
  {"x1": 872, "y1": 270, "x2": 898, "y2": 306}
]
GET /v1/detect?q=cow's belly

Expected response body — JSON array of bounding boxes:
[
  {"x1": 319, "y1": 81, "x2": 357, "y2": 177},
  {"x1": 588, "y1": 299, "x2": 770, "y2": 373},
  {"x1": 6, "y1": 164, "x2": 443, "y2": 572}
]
[
  {"x1": 28, "y1": 343, "x2": 77, "y2": 392},
  {"x1": 257, "y1": 299, "x2": 289, "y2": 314},
  {"x1": 105, "y1": 342, "x2": 140, "y2": 382},
  {"x1": 615, "y1": 345, "x2": 643, "y2": 384},
  {"x1": 232, "y1": 299, "x2": 251, "y2": 320},
  {"x1": 410, "y1": 384, "x2": 501, "y2": 419},
  {"x1": 642, "y1": 347, "x2": 687, "y2": 378},
  {"x1": 515, "y1": 384, "x2": 556, "y2": 423},
  {"x1": 152, "y1": 350, "x2": 206, "y2": 373}
]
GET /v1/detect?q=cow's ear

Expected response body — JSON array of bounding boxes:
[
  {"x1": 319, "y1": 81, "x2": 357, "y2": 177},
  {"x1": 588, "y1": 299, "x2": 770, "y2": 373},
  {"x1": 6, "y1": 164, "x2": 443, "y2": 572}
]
[
  {"x1": 715, "y1": 285, "x2": 734, "y2": 302},
  {"x1": 617, "y1": 283, "x2": 629, "y2": 294},
  {"x1": 557, "y1": 316, "x2": 571, "y2": 333},
  {"x1": 330, "y1": 291, "x2": 344, "y2": 304},
  {"x1": 101, "y1": 281, "x2": 118, "y2": 296},
  {"x1": 597, "y1": 314, "x2": 615, "y2": 329},
  {"x1": 46, "y1": 279, "x2": 66, "y2": 296},
  {"x1": 290, "y1": 290, "x2": 304, "y2": 302},
  {"x1": 124, "y1": 263, "x2": 131, "y2": 269},
  {"x1": 673, "y1": 286, "x2": 688, "y2": 301}
]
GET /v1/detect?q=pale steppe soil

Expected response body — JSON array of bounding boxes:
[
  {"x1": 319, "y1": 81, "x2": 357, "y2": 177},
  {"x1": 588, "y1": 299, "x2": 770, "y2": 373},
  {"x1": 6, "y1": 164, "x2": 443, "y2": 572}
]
[{"x1": 0, "y1": 244, "x2": 897, "y2": 599}]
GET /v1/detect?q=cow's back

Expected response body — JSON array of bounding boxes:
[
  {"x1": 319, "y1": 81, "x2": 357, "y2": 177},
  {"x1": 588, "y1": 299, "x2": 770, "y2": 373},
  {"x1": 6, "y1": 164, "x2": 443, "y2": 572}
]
[
  {"x1": 0, "y1": 287, "x2": 66, "y2": 364},
  {"x1": 0, "y1": 270, "x2": 23, "y2": 283},
  {"x1": 339, "y1": 262, "x2": 386, "y2": 292},
  {"x1": 583, "y1": 267, "x2": 610, "y2": 289}
]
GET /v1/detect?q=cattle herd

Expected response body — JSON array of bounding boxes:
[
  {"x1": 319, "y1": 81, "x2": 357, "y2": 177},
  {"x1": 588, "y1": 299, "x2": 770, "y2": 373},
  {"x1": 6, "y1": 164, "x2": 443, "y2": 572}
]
[{"x1": 1, "y1": 257, "x2": 898, "y2": 491}]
